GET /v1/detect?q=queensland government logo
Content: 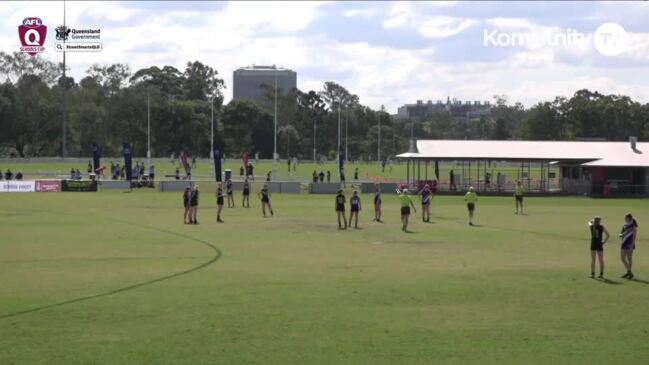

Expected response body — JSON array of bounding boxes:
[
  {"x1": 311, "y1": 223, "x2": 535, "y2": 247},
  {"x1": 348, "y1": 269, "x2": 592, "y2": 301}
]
[
  {"x1": 18, "y1": 17, "x2": 47, "y2": 56},
  {"x1": 55, "y1": 25, "x2": 71, "y2": 41}
]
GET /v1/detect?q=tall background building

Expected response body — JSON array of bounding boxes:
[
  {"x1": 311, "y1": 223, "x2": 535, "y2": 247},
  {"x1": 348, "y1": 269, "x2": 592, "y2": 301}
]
[
  {"x1": 233, "y1": 65, "x2": 297, "y2": 111},
  {"x1": 395, "y1": 97, "x2": 492, "y2": 122}
]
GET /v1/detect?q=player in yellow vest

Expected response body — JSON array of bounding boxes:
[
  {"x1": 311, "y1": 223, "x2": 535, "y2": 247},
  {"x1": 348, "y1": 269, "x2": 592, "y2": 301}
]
[
  {"x1": 399, "y1": 189, "x2": 417, "y2": 232},
  {"x1": 464, "y1": 186, "x2": 478, "y2": 226}
]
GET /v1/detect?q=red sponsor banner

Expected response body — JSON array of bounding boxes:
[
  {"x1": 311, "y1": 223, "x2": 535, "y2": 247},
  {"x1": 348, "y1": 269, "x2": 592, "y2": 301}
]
[{"x1": 36, "y1": 180, "x2": 61, "y2": 192}]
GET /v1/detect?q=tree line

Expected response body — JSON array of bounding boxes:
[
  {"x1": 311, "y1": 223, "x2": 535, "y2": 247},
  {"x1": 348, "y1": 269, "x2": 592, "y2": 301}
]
[{"x1": 1, "y1": 51, "x2": 648, "y2": 159}]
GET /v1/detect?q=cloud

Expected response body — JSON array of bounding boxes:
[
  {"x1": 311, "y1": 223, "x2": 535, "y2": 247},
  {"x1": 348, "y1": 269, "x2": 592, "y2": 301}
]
[
  {"x1": 382, "y1": 2, "x2": 478, "y2": 39},
  {"x1": 343, "y1": 8, "x2": 377, "y2": 19},
  {"x1": 0, "y1": 0, "x2": 648, "y2": 114},
  {"x1": 418, "y1": 17, "x2": 478, "y2": 39}
]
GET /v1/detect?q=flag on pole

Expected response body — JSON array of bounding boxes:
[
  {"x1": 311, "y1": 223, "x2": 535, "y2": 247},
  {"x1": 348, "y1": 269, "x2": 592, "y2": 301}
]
[
  {"x1": 123, "y1": 142, "x2": 133, "y2": 181},
  {"x1": 92, "y1": 143, "x2": 101, "y2": 173},
  {"x1": 338, "y1": 145, "x2": 345, "y2": 174},
  {"x1": 242, "y1": 151, "x2": 249, "y2": 169},
  {"x1": 179, "y1": 150, "x2": 191, "y2": 176}
]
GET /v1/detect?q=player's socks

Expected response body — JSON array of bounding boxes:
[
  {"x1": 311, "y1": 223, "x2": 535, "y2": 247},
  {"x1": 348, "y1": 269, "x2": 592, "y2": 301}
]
[
  {"x1": 627, "y1": 272, "x2": 634, "y2": 279},
  {"x1": 598, "y1": 272, "x2": 604, "y2": 278},
  {"x1": 270, "y1": 210, "x2": 274, "y2": 216},
  {"x1": 591, "y1": 272, "x2": 595, "y2": 278}
]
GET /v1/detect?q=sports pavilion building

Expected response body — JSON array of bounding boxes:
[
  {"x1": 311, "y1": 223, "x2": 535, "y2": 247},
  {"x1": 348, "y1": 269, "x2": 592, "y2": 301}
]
[{"x1": 397, "y1": 139, "x2": 649, "y2": 197}]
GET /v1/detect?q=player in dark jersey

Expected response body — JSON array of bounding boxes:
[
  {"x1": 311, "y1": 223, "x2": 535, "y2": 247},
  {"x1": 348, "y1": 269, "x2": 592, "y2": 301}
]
[
  {"x1": 258, "y1": 184, "x2": 274, "y2": 217},
  {"x1": 373, "y1": 185, "x2": 382, "y2": 222},
  {"x1": 335, "y1": 189, "x2": 347, "y2": 229},
  {"x1": 419, "y1": 184, "x2": 432, "y2": 222},
  {"x1": 620, "y1": 213, "x2": 638, "y2": 279},
  {"x1": 242, "y1": 178, "x2": 250, "y2": 208},
  {"x1": 216, "y1": 183, "x2": 225, "y2": 223},
  {"x1": 189, "y1": 185, "x2": 199, "y2": 224},
  {"x1": 588, "y1": 216, "x2": 609, "y2": 278},
  {"x1": 349, "y1": 190, "x2": 362, "y2": 229},
  {"x1": 183, "y1": 186, "x2": 191, "y2": 224},
  {"x1": 226, "y1": 179, "x2": 235, "y2": 208}
]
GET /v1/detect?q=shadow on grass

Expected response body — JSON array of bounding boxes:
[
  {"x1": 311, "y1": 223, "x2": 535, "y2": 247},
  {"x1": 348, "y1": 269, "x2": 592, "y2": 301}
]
[
  {"x1": 628, "y1": 278, "x2": 649, "y2": 285},
  {"x1": 0, "y1": 219, "x2": 222, "y2": 320},
  {"x1": 592, "y1": 277, "x2": 622, "y2": 285}
]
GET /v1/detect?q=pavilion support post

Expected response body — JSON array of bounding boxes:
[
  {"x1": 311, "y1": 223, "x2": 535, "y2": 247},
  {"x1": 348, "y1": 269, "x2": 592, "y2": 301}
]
[
  {"x1": 425, "y1": 160, "x2": 428, "y2": 181},
  {"x1": 477, "y1": 160, "x2": 481, "y2": 192},
  {"x1": 407, "y1": 159, "x2": 410, "y2": 186}
]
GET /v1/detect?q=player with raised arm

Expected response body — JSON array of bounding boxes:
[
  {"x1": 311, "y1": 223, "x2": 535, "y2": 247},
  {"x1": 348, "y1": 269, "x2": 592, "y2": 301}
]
[
  {"x1": 399, "y1": 188, "x2": 417, "y2": 232},
  {"x1": 620, "y1": 213, "x2": 638, "y2": 279}
]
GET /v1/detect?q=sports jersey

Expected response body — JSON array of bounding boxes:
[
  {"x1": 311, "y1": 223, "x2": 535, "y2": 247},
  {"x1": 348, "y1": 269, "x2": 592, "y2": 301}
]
[
  {"x1": 350, "y1": 196, "x2": 360, "y2": 209},
  {"x1": 515, "y1": 185, "x2": 524, "y2": 197},
  {"x1": 421, "y1": 189, "x2": 432, "y2": 204},
  {"x1": 590, "y1": 224, "x2": 604, "y2": 245},
  {"x1": 399, "y1": 194, "x2": 412, "y2": 207},
  {"x1": 621, "y1": 221, "x2": 637, "y2": 249},
  {"x1": 464, "y1": 191, "x2": 478, "y2": 203}
]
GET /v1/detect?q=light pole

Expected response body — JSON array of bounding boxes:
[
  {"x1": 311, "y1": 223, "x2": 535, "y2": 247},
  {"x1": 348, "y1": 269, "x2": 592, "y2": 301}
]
[
  {"x1": 345, "y1": 106, "x2": 348, "y2": 162},
  {"x1": 312, "y1": 113, "x2": 316, "y2": 163},
  {"x1": 273, "y1": 67, "x2": 277, "y2": 163},
  {"x1": 337, "y1": 103, "x2": 341, "y2": 160},
  {"x1": 146, "y1": 93, "x2": 151, "y2": 162},
  {"x1": 210, "y1": 96, "x2": 214, "y2": 159},
  {"x1": 61, "y1": 0, "x2": 67, "y2": 158},
  {"x1": 210, "y1": 96, "x2": 215, "y2": 177},
  {"x1": 377, "y1": 106, "x2": 382, "y2": 163}
]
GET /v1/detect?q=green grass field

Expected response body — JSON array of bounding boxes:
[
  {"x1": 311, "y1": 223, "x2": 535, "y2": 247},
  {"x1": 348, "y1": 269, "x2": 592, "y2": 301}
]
[{"x1": 1, "y1": 191, "x2": 648, "y2": 364}]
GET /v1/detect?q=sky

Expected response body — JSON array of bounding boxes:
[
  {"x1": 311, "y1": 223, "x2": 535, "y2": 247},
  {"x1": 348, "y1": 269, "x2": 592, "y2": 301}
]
[{"x1": 2, "y1": 1, "x2": 649, "y2": 112}]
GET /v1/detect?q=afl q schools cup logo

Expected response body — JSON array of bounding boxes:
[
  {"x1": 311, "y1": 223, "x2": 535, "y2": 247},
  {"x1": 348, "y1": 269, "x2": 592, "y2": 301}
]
[{"x1": 18, "y1": 17, "x2": 47, "y2": 56}]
